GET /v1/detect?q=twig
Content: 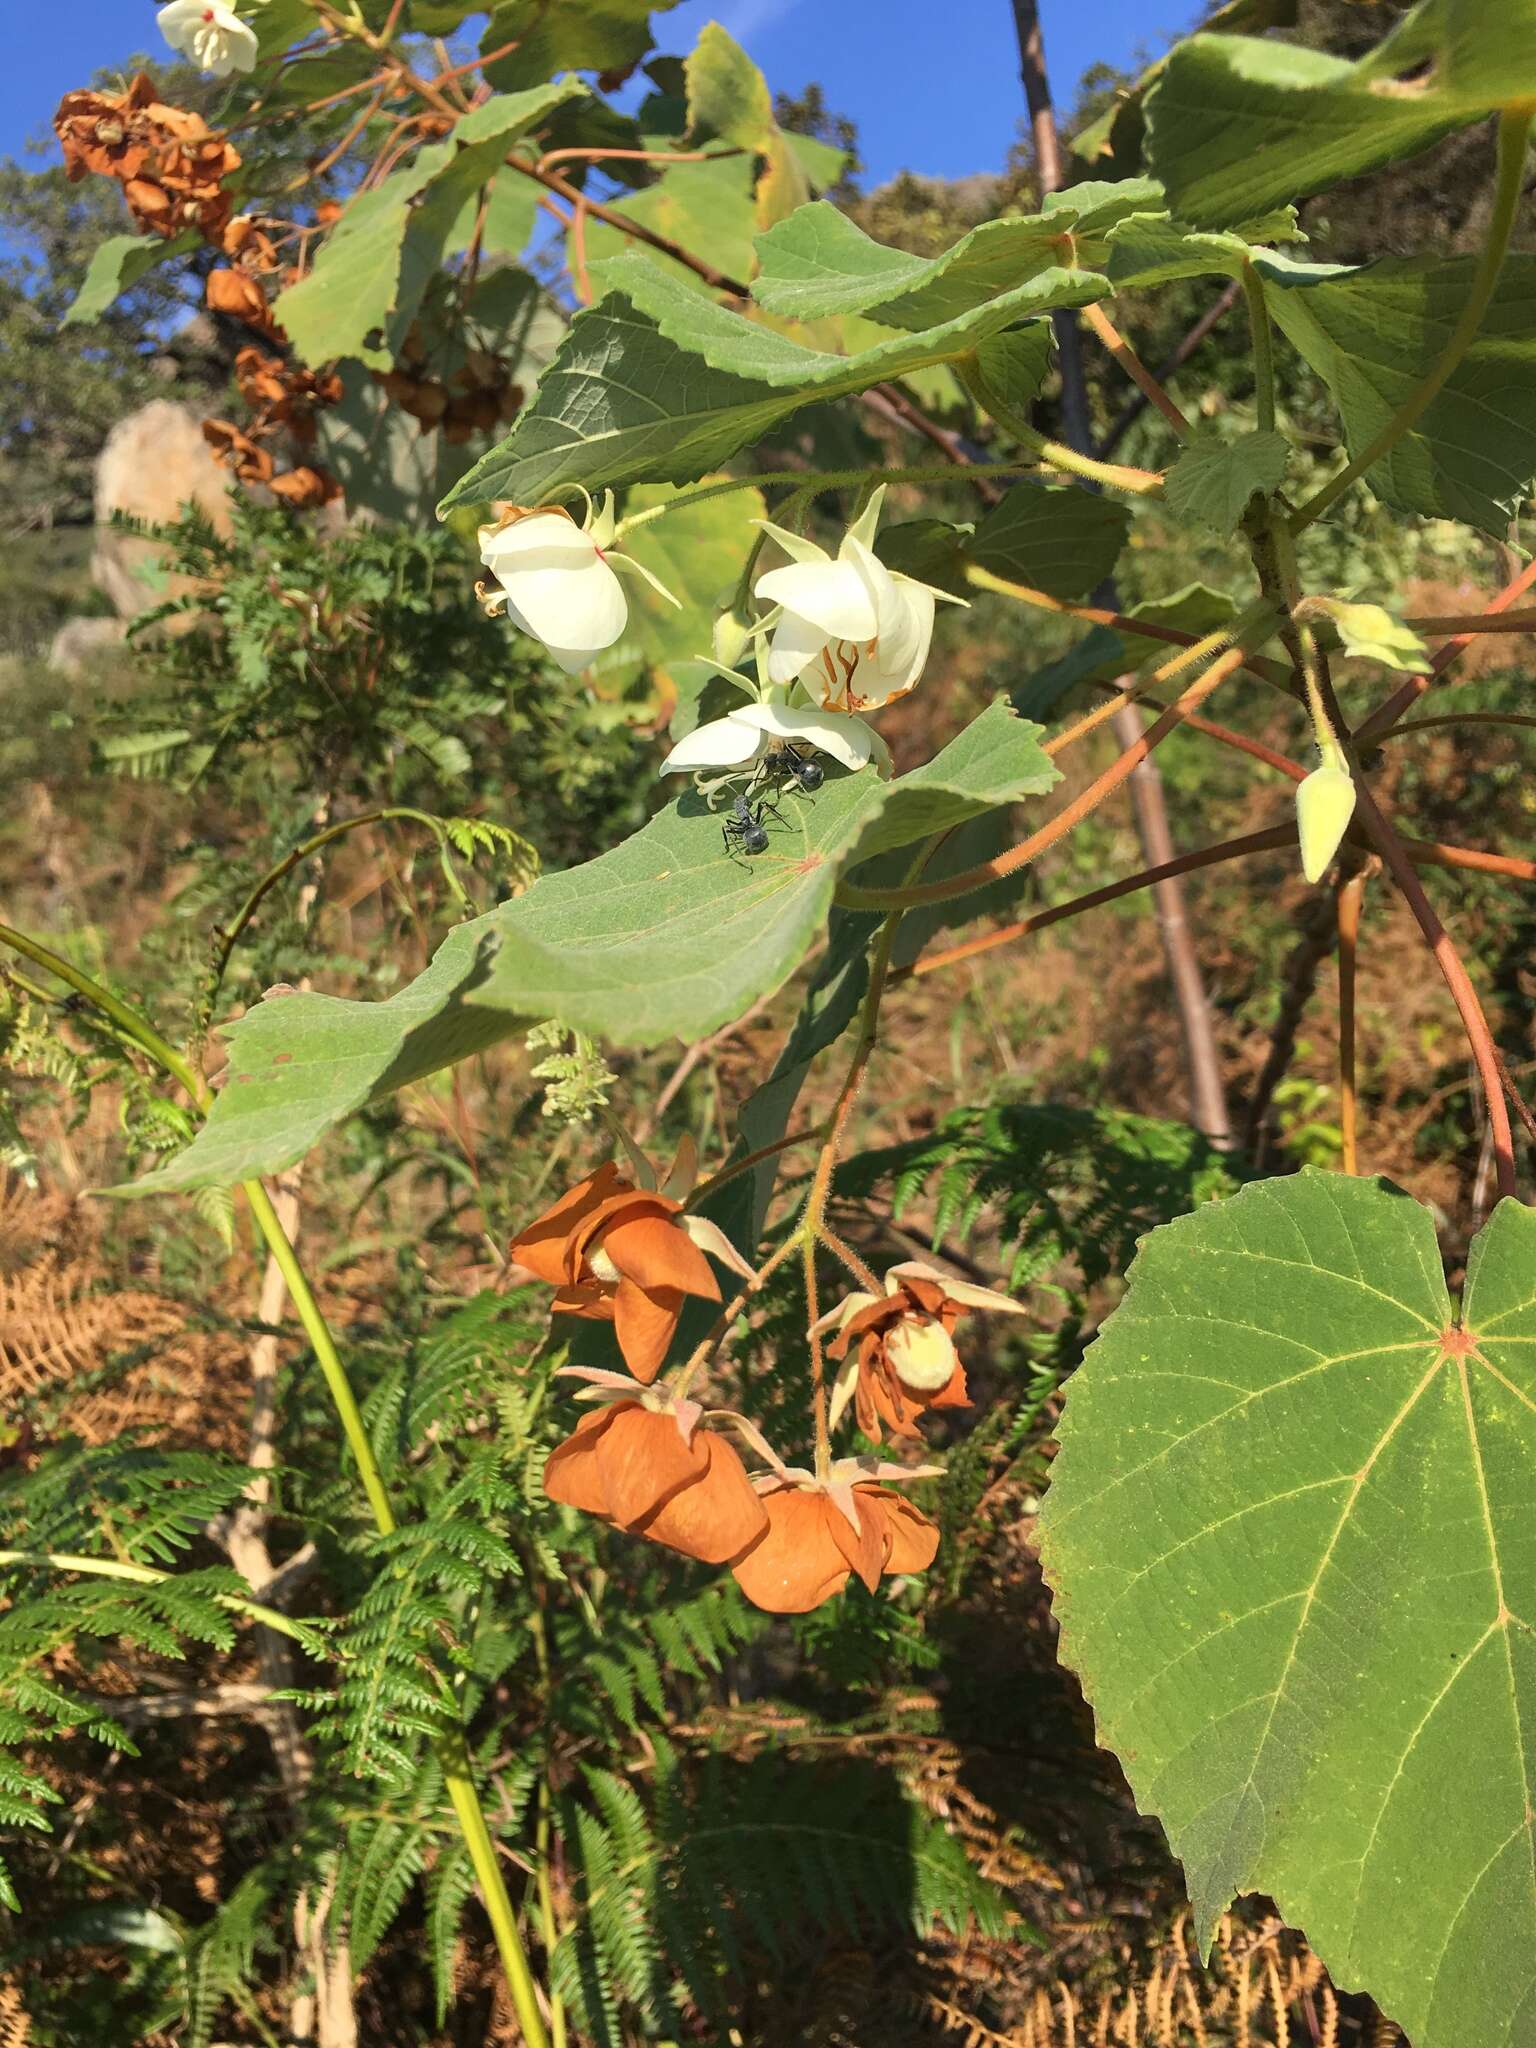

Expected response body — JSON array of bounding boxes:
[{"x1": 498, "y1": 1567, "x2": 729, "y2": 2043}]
[{"x1": 1083, "y1": 302, "x2": 1193, "y2": 438}]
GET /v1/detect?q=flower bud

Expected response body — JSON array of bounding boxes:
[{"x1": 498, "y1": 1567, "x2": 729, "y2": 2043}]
[{"x1": 1296, "y1": 739, "x2": 1357, "y2": 885}]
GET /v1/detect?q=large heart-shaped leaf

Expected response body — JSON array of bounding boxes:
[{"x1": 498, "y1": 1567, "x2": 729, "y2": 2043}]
[
  {"x1": 1146, "y1": 2, "x2": 1536, "y2": 230},
  {"x1": 122, "y1": 702, "x2": 1057, "y2": 1195},
  {"x1": 438, "y1": 249, "x2": 1106, "y2": 513},
  {"x1": 1257, "y1": 251, "x2": 1536, "y2": 532},
  {"x1": 1039, "y1": 1170, "x2": 1536, "y2": 2048}
]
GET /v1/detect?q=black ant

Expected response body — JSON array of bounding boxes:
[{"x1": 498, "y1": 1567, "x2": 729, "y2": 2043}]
[
  {"x1": 721, "y1": 791, "x2": 772, "y2": 859},
  {"x1": 754, "y1": 740, "x2": 824, "y2": 797}
]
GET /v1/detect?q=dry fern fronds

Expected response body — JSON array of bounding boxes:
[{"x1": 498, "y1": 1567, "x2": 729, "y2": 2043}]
[
  {"x1": 0, "y1": 1977, "x2": 30, "y2": 2048},
  {"x1": 0, "y1": 1251, "x2": 182, "y2": 1402}
]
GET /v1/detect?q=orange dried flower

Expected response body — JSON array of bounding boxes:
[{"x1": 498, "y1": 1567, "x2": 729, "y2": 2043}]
[
  {"x1": 543, "y1": 1375, "x2": 767, "y2": 1564},
  {"x1": 510, "y1": 1149, "x2": 751, "y2": 1384},
  {"x1": 812, "y1": 1260, "x2": 1027, "y2": 1442},
  {"x1": 268, "y1": 465, "x2": 341, "y2": 508},
  {"x1": 206, "y1": 267, "x2": 278, "y2": 334},
  {"x1": 55, "y1": 75, "x2": 240, "y2": 244},
  {"x1": 730, "y1": 1466, "x2": 940, "y2": 1614},
  {"x1": 202, "y1": 417, "x2": 274, "y2": 485}
]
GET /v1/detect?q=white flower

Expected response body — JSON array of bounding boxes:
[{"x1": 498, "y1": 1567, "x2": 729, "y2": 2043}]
[
  {"x1": 751, "y1": 487, "x2": 960, "y2": 713},
  {"x1": 1296, "y1": 737, "x2": 1357, "y2": 884},
  {"x1": 658, "y1": 699, "x2": 886, "y2": 777},
  {"x1": 157, "y1": 0, "x2": 259, "y2": 75},
  {"x1": 478, "y1": 496, "x2": 678, "y2": 675}
]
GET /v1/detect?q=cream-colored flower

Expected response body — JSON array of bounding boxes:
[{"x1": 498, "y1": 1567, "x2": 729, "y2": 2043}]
[
  {"x1": 157, "y1": 0, "x2": 259, "y2": 75},
  {"x1": 751, "y1": 487, "x2": 960, "y2": 713},
  {"x1": 478, "y1": 495, "x2": 678, "y2": 675},
  {"x1": 658, "y1": 699, "x2": 884, "y2": 778}
]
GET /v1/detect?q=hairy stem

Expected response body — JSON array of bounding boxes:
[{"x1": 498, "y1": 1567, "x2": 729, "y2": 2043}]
[
  {"x1": 1338, "y1": 869, "x2": 1368, "y2": 1176},
  {"x1": 957, "y1": 362, "x2": 1164, "y2": 494},
  {"x1": 1241, "y1": 260, "x2": 1277, "y2": 436},
  {"x1": 1083, "y1": 301, "x2": 1192, "y2": 438}
]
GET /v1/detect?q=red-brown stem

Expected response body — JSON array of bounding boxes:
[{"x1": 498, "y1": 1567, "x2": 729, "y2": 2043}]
[
  {"x1": 1083, "y1": 301, "x2": 1193, "y2": 438},
  {"x1": 1353, "y1": 785, "x2": 1516, "y2": 1200},
  {"x1": 1495, "y1": 1048, "x2": 1536, "y2": 1149},
  {"x1": 570, "y1": 195, "x2": 591, "y2": 305},
  {"x1": 1394, "y1": 835, "x2": 1536, "y2": 884},
  {"x1": 816, "y1": 1222, "x2": 881, "y2": 1295},
  {"x1": 893, "y1": 824, "x2": 1535, "y2": 985},
  {"x1": 895, "y1": 827, "x2": 1292, "y2": 982},
  {"x1": 841, "y1": 638, "x2": 1256, "y2": 913},
  {"x1": 1337, "y1": 870, "x2": 1368, "y2": 1175},
  {"x1": 1401, "y1": 610, "x2": 1536, "y2": 635},
  {"x1": 1356, "y1": 554, "x2": 1536, "y2": 745},
  {"x1": 685, "y1": 1126, "x2": 826, "y2": 1211}
]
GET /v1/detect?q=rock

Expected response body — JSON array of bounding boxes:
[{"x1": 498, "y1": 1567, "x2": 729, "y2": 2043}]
[
  {"x1": 46, "y1": 616, "x2": 128, "y2": 676},
  {"x1": 92, "y1": 399, "x2": 233, "y2": 621}
]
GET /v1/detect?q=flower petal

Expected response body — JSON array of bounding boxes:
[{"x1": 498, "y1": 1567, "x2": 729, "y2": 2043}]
[
  {"x1": 934, "y1": 1276, "x2": 1029, "y2": 1316},
  {"x1": 510, "y1": 1163, "x2": 627, "y2": 1284},
  {"x1": 483, "y1": 515, "x2": 628, "y2": 670},
  {"x1": 808, "y1": 1291, "x2": 878, "y2": 1340},
  {"x1": 826, "y1": 1487, "x2": 889, "y2": 1592},
  {"x1": 612, "y1": 1278, "x2": 685, "y2": 1384},
  {"x1": 866, "y1": 1489, "x2": 940, "y2": 1576},
  {"x1": 679, "y1": 1213, "x2": 755, "y2": 1280},
  {"x1": 828, "y1": 1353, "x2": 861, "y2": 1432},
  {"x1": 761, "y1": 605, "x2": 835, "y2": 689},
  {"x1": 755, "y1": 557, "x2": 879, "y2": 643},
  {"x1": 595, "y1": 1405, "x2": 707, "y2": 1527},
  {"x1": 885, "y1": 1317, "x2": 960, "y2": 1393},
  {"x1": 542, "y1": 1406, "x2": 622, "y2": 1516},
  {"x1": 601, "y1": 1212, "x2": 719, "y2": 1300},
  {"x1": 733, "y1": 701, "x2": 875, "y2": 771},
  {"x1": 730, "y1": 1488, "x2": 852, "y2": 1613},
  {"x1": 637, "y1": 1432, "x2": 769, "y2": 1562},
  {"x1": 657, "y1": 712, "x2": 767, "y2": 775}
]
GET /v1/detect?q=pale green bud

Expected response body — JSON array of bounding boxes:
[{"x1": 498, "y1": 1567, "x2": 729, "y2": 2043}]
[{"x1": 1296, "y1": 739, "x2": 1357, "y2": 885}]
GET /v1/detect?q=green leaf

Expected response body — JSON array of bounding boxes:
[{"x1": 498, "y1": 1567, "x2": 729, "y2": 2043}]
[
  {"x1": 1257, "y1": 251, "x2": 1536, "y2": 532},
  {"x1": 752, "y1": 199, "x2": 1104, "y2": 330},
  {"x1": 438, "y1": 251, "x2": 1106, "y2": 513},
  {"x1": 275, "y1": 82, "x2": 586, "y2": 368},
  {"x1": 1146, "y1": 1, "x2": 1536, "y2": 230},
  {"x1": 1311, "y1": 598, "x2": 1429, "y2": 671},
  {"x1": 969, "y1": 482, "x2": 1132, "y2": 600},
  {"x1": 121, "y1": 704, "x2": 1058, "y2": 1194},
  {"x1": 686, "y1": 20, "x2": 774, "y2": 148},
  {"x1": 1039, "y1": 1173, "x2": 1536, "y2": 2048},
  {"x1": 63, "y1": 232, "x2": 199, "y2": 327},
  {"x1": 582, "y1": 153, "x2": 759, "y2": 296},
  {"x1": 1104, "y1": 208, "x2": 1305, "y2": 291},
  {"x1": 959, "y1": 325, "x2": 1056, "y2": 423},
  {"x1": 1164, "y1": 430, "x2": 1290, "y2": 536},
  {"x1": 480, "y1": 0, "x2": 683, "y2": 91}
]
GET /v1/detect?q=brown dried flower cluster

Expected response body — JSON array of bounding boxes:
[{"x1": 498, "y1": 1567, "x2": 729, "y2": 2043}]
[
  {"x1": 55, "y1": 73, "x2": 241, "y2": 245},
  {"x1": 374, "y1": 329, "x2": 524, "y2": 445},
  {"x1": 202, "y1": 276, "x2": 342, "y2": 509}
]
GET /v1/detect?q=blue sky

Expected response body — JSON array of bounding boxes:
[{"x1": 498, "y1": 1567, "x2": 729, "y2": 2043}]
[{"x1": 8, "y1": 2, "x2": 1201, "y2": 182}]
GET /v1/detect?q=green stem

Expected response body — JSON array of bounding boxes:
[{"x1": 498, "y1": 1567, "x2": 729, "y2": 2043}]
[
  {"x1": 611, "y1": 461, "x2": 1041, "y2": 538},
  {"x1": 1241, "y1": 260, "x2": 1276, "y2": 436},
  {"x1": 955, "y1": 361, "x2": 1164, "y2": 495},
  {"x1": 206, "y1": 806, "x2": 476, "y2": 1024},
  {"x1": 240, "y1": 1179, "x2": 397, "y2": 1535},
  {"x1": 441, "y1": 1746, "x2": 552, "y2": 2048},
  {"x1": 0, "y1": 1550, "x2": 314, "y2": 1645},
  {"x1": 1289, "y1": 105, "x2": 1534, "y2": 533},
  {"x1": 0, "y1": 920, "x2": 207, "y2": 1107}
]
